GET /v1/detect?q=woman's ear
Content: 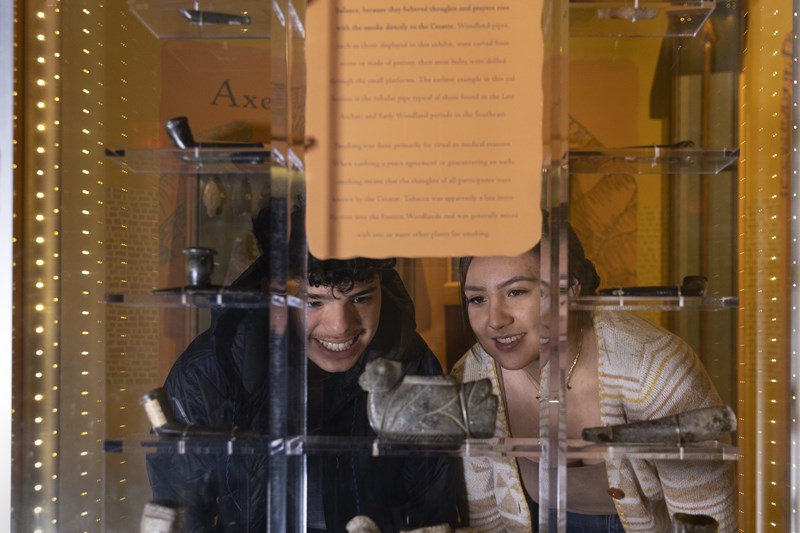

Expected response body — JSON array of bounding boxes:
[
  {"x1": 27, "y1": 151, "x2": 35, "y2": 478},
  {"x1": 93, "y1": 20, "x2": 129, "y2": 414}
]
[{"x1": 568, "y1": 281, "x2": 581, "y2": 298}]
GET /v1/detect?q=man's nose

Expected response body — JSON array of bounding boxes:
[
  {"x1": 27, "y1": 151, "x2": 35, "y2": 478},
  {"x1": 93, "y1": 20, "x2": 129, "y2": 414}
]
[
  {"x1": 487, "y1": 299, "x2": 512, "y2": 330},
  {"x1": 324, "y1": 303, "x2": 357, "y2": 333}
]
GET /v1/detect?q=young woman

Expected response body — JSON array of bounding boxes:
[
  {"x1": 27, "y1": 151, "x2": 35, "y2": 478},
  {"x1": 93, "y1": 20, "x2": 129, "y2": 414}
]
[{"x1": 450, "y1": 230, "x2": 736, "y2": 532}]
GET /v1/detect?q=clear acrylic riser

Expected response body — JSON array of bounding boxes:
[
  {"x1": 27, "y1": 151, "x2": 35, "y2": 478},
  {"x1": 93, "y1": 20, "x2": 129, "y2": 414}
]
[
  {"x1": 570, "y1": 0, "x2": 717, "y2": 38},
  {"x1": 571, "y1": 295, "x2": 739, "y2": 311},
  {"x1": 129, "y1": 1, "x2": 718, "y2": 44},
  {"x1": 570, "y1": 146, "x2": 738, "y2": 174},
  {"x1": 105, "y1": 292, "x2": 737, "y2": 311},
  {"x1": 105, "y1": 291, "x2": 303, "y2": 309},
  {"x1": 128, "y1": 0, "x2": 272, "y2": 39},
  {"x1": 125, "y1": 435, "x2": 738, "y2": 461},
  {"x1": 104, "y1": 146, "x2": 737, "y2": 176},
  {"x1": 105, "y1": 147, "x2": 271, "y2": 174}
]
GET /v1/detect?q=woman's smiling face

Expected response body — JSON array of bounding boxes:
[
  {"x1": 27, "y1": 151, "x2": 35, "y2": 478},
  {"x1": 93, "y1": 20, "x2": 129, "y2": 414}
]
[{"x1": 463, "y1": 252, "x2": 548, "y2": 370}]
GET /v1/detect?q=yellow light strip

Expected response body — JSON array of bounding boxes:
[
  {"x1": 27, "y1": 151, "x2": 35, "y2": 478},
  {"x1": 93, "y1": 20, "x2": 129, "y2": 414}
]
[
  {"x1": 737, "y1": 1, "x2": 794, "y2": 531},
  {"x1": 22, "y1": 3, "x2": 61, "y2": 530}
]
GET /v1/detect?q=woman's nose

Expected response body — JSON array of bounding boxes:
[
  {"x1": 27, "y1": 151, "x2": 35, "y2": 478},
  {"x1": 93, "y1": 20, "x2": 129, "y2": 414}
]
[{"x1": 487, "y1": 300, "x2": 512, "y2": 330}]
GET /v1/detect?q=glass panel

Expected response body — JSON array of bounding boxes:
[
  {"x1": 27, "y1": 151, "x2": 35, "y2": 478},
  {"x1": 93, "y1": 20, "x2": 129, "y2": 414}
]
[
  {"x1": 10, "y1": 0, "x2": 760, "y2": 532},
  {"x1": 569, "y1": 0, "x2": 717, "y2": 38}
]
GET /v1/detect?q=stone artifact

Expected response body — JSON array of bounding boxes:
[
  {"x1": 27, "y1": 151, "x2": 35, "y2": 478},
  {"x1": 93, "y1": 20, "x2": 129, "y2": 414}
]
[
  {"x1": 359, "y1": 358, "x2": 497, "y2": 441},
  {"x1": 140, "y1": 387, "x2": 255, "y2": 439},
  {"x1": 164, "y1": 116, "x2": 265, "y2": 164},
  {"x1": 597, "y1": 7, "x2": 659, "y2": 21},
  {"x1": 671, "y1": 512, "x2": 719, "y2": 532},
  {"x1": 183, "y1": 247, "x2": 217, "y2": 287},
  {"x1": 346, "y1": 516, "x2": 381, "y2": 533},
  {"x1": 346, "y1": 515, "x2": 477, "y2": 533},
  {"x1": 140, "y1": 500, "x2": 185, "y2": 533},
  {"x1": 598, "y1": 275, "x2": 708, "y2": 297},
  {"x1": 165, "y1": 116, "x2": 262, "y2": 151},
  {"x1": 179, "y1": 8, "x2": 252, "y2": 26},
  {"x1": 202, "y1": 177, "x2": 225, "y2": 217},
  {"x1": 231, "y1": 176, "x2": 253, "y2": 215},
  {"x1": 582, "y1": 405, "x2": 736, "y2": 445},
  {"x1": 151, "y1": 246, "x2": 257, "y2": 296}
]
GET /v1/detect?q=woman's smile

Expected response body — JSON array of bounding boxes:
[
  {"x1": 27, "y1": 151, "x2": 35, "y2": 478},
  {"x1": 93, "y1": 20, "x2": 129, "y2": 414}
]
[
  {"x1": 463, "y1": 254, "x2": 542, "y2": 370},
  {"x1": 493, "y1": 333, "x2": 526, "y2": 351}
]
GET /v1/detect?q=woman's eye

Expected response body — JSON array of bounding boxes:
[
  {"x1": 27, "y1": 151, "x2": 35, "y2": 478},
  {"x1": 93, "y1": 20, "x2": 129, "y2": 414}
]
[
  {"x1": 508, "y1": 288, "x2": 528, "y2": 298},
  {"x1": 466, "y1": 295, "x2": 485, "y2": 305}
]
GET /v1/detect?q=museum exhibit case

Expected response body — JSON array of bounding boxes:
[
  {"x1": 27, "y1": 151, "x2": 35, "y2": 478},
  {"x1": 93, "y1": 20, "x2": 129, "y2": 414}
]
[{"x1": 5, "y1": 0, "x2": 800, "y2": 531}]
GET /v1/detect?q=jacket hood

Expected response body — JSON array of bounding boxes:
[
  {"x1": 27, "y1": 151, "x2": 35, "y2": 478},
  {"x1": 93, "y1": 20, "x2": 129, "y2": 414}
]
[
  {"x1": 209, "y1": 259, "x2": 421, "y2": 401},
  {"x1": 207, "y1": 258, "x2": 270, "y2": 399},
  {"x1": 365, "y1": 267, "x2": 418, "y2": 363}
]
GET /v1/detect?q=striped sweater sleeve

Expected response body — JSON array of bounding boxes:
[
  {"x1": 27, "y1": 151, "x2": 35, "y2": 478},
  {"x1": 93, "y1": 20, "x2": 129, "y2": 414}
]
[{"x1": 595, "y1": 312, "x2": 737, "y2": 532}]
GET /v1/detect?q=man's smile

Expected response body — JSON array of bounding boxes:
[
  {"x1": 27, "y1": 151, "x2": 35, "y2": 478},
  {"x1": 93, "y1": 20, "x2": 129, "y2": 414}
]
[{"x1": 315, "y1": 335, "x2": 358, "y2": 352}]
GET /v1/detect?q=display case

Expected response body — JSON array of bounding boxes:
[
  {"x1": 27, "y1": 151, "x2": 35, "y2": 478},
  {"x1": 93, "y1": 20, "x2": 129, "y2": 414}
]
[{"x1": 11, "y1": 0, "x2": 798, "y2": 532}]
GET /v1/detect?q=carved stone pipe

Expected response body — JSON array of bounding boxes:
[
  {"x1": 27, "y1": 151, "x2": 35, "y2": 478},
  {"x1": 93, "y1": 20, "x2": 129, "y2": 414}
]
[
  {"x1": 164, "y1": 116, "x2": 262, "y2": 150},
  {"x1": 140, "y1": 387, "x2": 255, "y2": 439},
  {"x1": 359, "y1": 358, "x2": 497, "y2": 441},
  {"x1": 582, "y1": 405, "x2": 736, "y2": 444},
  {"x1": 164, "y1": 116, "x2": 265, "y2": 164}
]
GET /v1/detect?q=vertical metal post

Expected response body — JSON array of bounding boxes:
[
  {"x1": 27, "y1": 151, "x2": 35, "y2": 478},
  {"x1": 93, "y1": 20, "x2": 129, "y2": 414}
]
[
  {"x1": 539, "y1": 0, "x2": 570, "y2": 531},
  {"x1": 0, "y1": 0, "x2": 13, "y2": 530}
]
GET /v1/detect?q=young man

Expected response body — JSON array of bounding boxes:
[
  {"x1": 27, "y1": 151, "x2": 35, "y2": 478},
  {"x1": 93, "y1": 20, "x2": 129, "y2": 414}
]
[
  {"x1": 303, "y1": 255, "x2": 457, "y2": 532},
  {"x1": 146, "y1": 245, "x2": 458, "y2": 531}
]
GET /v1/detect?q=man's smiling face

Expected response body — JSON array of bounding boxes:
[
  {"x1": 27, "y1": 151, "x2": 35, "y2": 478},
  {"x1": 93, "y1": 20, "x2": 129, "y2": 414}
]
[{"x1": 305, "y1": 276, "x2": 382, "y2": 373}]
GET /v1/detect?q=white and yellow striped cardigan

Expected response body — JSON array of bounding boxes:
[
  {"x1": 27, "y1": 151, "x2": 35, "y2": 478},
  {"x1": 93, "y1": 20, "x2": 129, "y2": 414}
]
[{"x1": 450, "y1": 312, "x2": 737, "y2": 532}]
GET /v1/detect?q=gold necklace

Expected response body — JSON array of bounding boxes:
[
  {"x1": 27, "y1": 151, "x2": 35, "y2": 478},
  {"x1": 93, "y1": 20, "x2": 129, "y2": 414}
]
[
  {"x1": 565, "y1": 330, "x2": 583, "y2": 390},
  {"x1": 526, "y1": 330, "x2": 583, "y2": 399}
]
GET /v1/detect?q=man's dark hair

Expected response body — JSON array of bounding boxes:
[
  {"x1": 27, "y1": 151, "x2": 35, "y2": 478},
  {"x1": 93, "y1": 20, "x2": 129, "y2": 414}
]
[
  {"x1": 252, "y1": 195, "x2": 397, "y2": 292},
  {"x1": 307, "y1": 256, "x2": 397, "y2": 293}
]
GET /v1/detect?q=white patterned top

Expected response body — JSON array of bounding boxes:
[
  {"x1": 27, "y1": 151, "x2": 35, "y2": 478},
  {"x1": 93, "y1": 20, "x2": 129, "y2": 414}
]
[{"x1": 450, "y1": 311, "x2": 737, "y2": 533}]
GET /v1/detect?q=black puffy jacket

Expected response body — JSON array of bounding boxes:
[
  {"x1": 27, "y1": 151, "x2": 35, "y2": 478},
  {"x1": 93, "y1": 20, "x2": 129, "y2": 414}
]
[{"x1": 146, "y1": 260, "x2": 458, "y2": 532}]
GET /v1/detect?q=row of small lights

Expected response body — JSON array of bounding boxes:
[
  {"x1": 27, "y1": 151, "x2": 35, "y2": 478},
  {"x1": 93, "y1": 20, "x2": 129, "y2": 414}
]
[
  {"x1": 20, "y1": 2, "x2": 113, "y2": 531},
  {"x1": 72, "y1": 0, "x2": 104, "y2": 531},
  {"x1": 24, "y1": 4, "x2": 61, "y2": 532},
  {"x1": 792, "y1": 2, "x2": 799, "y2": 531},
  {"x1": 740, "y1": 4, "x2": 795, "y2": 531}
]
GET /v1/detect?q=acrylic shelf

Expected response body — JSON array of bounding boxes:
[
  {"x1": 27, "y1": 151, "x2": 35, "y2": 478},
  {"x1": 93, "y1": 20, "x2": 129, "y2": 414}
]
[
  {"x1": 124, "y1": 435, "x2": 738, "y2": 462},
  {"x1": 570, "y1": 0, "x2": 717, "y2": 38},
  {"x1": 128, "y1": 0, "x2": 271, "y2": 39},
  {"x1": 105, "y1": 290, "x2": 303, "y2": 309},
  {"x1": 105, "y1": 147, "x2": 270, "y2": 174},
  {"x1": 570, "y1": 295, "x2": 738, "y2": 311},
  {"x1": 290, "y1": 436, "x2": 739, "y2": 461},
  {"x1": 569, "y1": 146, "x2": 738, "y2": 175}
]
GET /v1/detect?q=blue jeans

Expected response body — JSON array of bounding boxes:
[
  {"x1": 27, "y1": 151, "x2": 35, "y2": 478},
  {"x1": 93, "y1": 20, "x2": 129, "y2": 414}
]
[
  {"x1": 565, "y1": 510, "x2": 625, "y2": 533},
  {"x1": 532, "y1": 501, "x2": 624, "y2": 533}
]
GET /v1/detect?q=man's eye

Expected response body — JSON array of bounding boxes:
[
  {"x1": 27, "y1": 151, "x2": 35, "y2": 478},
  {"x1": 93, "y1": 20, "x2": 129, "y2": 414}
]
[
  {"x1": 306, "y1": 300, "x2": 323, "y2": 309},
  {"x1": 352, "y1": 295, "x2": 372, "y2": 304}
]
